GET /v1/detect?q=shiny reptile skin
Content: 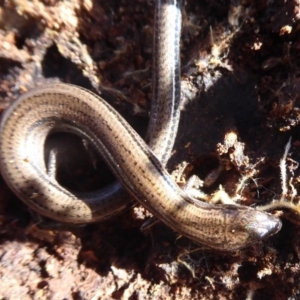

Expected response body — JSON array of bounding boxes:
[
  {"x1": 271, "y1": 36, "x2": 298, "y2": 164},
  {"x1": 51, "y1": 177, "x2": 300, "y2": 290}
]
[{"x1": 0, "y1": 0, "x2": 282, "y2": 250}]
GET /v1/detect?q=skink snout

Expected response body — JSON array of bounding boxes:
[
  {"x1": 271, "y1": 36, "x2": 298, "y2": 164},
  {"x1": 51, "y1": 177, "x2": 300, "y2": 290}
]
[{"x1": 251, "y1": 210, "x2": 282, "y2": 239}]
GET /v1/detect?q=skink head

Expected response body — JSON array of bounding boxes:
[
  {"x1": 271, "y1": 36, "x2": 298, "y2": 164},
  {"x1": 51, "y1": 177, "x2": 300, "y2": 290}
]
[
  {"x1": 202, "y1": 205, "x2": 282, "y2": 251},
  {"x1": 221, "y1": 206, "x2": 282, "y2": 251}
]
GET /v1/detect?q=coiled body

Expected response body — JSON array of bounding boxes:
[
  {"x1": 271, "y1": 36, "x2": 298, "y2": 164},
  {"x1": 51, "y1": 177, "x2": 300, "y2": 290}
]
[
  {"x1": 0, "y1": 83, "x2": 282, "y2": 250},
  {"x1": 0, "y1": 0, "x2": 282, "y2": 250}
]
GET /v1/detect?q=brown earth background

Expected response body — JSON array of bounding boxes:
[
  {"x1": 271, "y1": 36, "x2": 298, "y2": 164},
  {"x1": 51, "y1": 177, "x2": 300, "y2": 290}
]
[{"x1": 0, "y1": 0, "x2": 300, "y2": 299}]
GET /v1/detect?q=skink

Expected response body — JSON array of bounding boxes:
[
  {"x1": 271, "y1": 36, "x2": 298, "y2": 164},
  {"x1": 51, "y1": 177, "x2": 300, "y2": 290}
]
[{"x1": 0, "y1": 0, "x2": 282, "y2": 251}]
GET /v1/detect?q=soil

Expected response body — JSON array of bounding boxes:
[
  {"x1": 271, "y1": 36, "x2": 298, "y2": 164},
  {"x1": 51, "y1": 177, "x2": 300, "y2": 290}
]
[{"x1": 1, "y1": 0, "x2": 300, "y2": 299}]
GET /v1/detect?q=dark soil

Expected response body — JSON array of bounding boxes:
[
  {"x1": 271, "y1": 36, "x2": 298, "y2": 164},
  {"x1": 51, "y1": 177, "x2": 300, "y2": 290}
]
[{"x1": 1, "y1": 0, "x2": 300, "y2": 299}]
